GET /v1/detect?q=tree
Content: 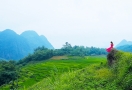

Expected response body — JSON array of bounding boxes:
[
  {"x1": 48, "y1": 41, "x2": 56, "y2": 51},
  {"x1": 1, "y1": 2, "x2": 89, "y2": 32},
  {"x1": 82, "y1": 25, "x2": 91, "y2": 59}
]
[
  {"x1": 18, "y1": 46, "x2": 53, "y2": 65},
  {"x1": 0, "y1": 60, "x2": 18, "y2": 86},
  {"x1": 62, "y1": 42, "x2": 72, "y2": 55}
]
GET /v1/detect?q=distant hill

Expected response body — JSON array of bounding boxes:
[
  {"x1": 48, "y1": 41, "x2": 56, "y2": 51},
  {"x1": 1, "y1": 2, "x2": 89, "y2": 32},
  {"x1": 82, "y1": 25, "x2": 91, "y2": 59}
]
[
  {"x1": 0, "y1": 29, "x2": 54, "y2": 60},
  {"x1": 21, "y1": 30, "x2": 54, "y2": 52},
  {"x1": 116, "y1": 39, "x2": 132, "y2": 52},
  {"x1": 116, "y1": 45, "x2": 132, "y2": 52},
  {"x1": 116, "y1": 39, "x2": 132, "y2": 47},
  {"x1": 40, "y1": 35, "x2": 54, "y2": 49}
]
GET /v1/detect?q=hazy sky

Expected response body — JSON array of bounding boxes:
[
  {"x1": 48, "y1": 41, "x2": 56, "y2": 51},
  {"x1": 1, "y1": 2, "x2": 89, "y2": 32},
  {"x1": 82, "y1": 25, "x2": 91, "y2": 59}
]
[{"x1": 0, "y1": 0, "x2": 132, "y2": 49}]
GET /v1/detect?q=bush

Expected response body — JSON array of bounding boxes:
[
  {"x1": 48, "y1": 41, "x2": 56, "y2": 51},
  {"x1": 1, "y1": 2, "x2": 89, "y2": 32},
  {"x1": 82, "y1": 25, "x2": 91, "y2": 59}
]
[
  {"x1": 0, "y1": 60, "x2": 18, "y2": 86},
  {"x1": 111, "y1": 51, "x2": 132, "y2": 89},
  {"x1": 107, "y1": 48, "x2": 119, "y2": 66}
]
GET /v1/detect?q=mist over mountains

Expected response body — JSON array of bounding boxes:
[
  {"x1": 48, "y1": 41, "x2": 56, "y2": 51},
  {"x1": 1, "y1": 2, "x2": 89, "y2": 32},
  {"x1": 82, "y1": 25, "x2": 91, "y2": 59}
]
[
  {"x1": 1, "y1": 29, "x2": 132, "y2": 60},
  {"x1": 0, "y1": 29, "x2": 54, "y2": 60},
  {"x1": 116, "y1": 39, "x2": 132, "y2": 52},
  {"x1": 116, "y1": 39, "x2": 132, "y2": 47}
]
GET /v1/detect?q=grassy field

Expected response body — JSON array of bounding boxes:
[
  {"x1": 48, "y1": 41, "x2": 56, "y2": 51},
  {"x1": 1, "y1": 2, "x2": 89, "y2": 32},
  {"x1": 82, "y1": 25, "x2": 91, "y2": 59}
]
[
  {"x1": 27, "y1": 56, "x2": 109, "y2": 90},
  {"x1": 0, "y1": 55, "x2": 106, "y2": 90},
  {"x1": 1, "y1": 52, "x2": 132, "y2": 90},
  {"x1": 28, "y1": 52, "x2": 132, "y2": 90}
]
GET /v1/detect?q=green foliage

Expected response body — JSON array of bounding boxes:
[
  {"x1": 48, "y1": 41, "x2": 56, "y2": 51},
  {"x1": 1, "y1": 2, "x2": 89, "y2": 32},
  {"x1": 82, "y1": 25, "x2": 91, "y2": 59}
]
[
  {"x1": 18, "y1": 43, "x2": 107, "y2": 65},
  {"x1": 111, "y1": 52, "x2": 132, "y2": 89},
  {"x1": 0, "y1": 60, "x2": 18, "y2": 86},
  {"x1": 0, "y1": 56, "x2": 106, "y2": 89},
  {"x1": 28, "y1": 64, "x2": 113, "y2": 90},
  {"x1": 28, "y1": 52, "x2": 132, "y2": 90},
  {"x1": 1, "y1": 50, "x2": 131, "y2": 90},
  {"x1": 53, "y1": 42, "x2": 107, "y2": 56},
  {"x1": 18, "y1": 46, "x2": 53, "y2": 65}
]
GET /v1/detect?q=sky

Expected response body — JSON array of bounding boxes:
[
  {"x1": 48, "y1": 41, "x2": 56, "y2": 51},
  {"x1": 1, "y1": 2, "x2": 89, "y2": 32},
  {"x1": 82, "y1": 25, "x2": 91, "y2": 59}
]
[{"x1": 0, "y1": 0, "x2": 132, "y2": 49}]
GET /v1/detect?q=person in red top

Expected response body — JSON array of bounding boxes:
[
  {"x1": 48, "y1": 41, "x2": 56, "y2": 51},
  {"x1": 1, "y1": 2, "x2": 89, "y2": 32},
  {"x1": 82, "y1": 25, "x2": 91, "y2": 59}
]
[{"x1": 106, "y1": 41, "x2": 114, "y2": 52}]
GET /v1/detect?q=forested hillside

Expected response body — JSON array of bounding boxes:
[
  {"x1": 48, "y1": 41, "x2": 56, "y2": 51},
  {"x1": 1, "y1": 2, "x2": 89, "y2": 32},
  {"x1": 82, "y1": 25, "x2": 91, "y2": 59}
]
[
  {"x1": 116, "y1": 45, "x2": 132, "y2": 52},
  {"x1": 18, "y1": 42, "x2": 107, "y2": 65},
  {"x1": 21, "y1": 30, "x2": 54, "y2": 51},
  {"x1": 0, "y1": 29, "x2": 54, "y2": 60},
  {"x1": 0, "y1": 29, "x2": 31, "y2": 60}
]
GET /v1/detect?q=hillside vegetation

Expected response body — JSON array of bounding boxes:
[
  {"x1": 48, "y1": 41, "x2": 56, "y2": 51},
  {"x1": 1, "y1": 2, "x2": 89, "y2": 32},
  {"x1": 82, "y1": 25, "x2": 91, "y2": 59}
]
[
  {"x1": 0, "y1": 45, "x2": 107, "y2": 88},
  {"x1": 18, "y1": 43, "x2": 107, "y2": 66},
  {"x1": 0, "y1": 50, "x2": 132, "y2": 90},
  {"x1": 0, "y1": 56, "x2": 106, "y2": 90},
  {"x1": 0, "y1": 29, "x2": 53, "y2": 60},
  {"x1": 28, "y1": 51, "x2": 132, "y2": 90},
  {"x1": 28, "y1": 52, "x2": 132, "y2": 90}
]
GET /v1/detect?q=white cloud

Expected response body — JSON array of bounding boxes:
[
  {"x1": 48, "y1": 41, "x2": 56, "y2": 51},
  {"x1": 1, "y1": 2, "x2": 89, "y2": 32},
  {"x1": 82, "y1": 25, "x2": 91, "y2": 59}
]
[{"x1": 0, "y1": 0, "x2": 132, "y2": 48}]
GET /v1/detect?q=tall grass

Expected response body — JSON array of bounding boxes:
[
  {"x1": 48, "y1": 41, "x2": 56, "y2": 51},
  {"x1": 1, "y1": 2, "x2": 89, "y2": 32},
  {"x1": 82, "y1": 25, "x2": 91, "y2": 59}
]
[
  {"x1": 111, "y1": 52, "x2": 132, "y2": 89},
  {"x1": 0, "y1": 56, "x2": 106, "y2": 90},
  {"x1": 28, "y1": 52, "x2": 132, "y2": 90},
  {"x1": 1, "y1": 52, "x2": 131, "y2": 90}
]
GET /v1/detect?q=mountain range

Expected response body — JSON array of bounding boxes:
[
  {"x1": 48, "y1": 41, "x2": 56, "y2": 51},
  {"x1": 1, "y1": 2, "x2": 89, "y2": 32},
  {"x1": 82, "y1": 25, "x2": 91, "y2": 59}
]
[
  {"x1": 0, "y1": 29, "x2": 131, "y2": 60},
  {"x1": 116, "y1": 39, "x2": 132, "y2": 52},
  {"x1": 116, "y1": 39, "x2": 132, "y2": 47},
  {"x1": 0, "y1": 29, "x2": 54, "y2": 60}
]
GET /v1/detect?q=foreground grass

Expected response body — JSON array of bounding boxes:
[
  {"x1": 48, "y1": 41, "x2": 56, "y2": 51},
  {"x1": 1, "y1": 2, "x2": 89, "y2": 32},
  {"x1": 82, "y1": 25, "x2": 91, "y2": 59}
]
[
  {"x1": 0, "y1": 56, "x2": 106, "y2": 90},
  {"x1": 2, "y1": 52, "x2": 131, "y2": 90},
  {"x1": 28, "y1": 52, "x2": 132, "y2": 90},
  {"x1": 28, "y1": 64, "x2": 111, "y2": 90}
]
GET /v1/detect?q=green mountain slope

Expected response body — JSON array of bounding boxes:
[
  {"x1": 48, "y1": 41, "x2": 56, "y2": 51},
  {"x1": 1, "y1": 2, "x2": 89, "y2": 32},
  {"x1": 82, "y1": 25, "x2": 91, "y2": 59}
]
[
  {"x1": 0, "y1": 29, "x2": 54, "y2": 60},
  {"x1": 1, "y1": 51, "x2": 132, "y2": 90},
  {"x1": 0, "y1": 29, "x2": 31, "y2": 60},
  {"x1": 28, "y1": 52, "x2": 132, "y2": 90}
]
